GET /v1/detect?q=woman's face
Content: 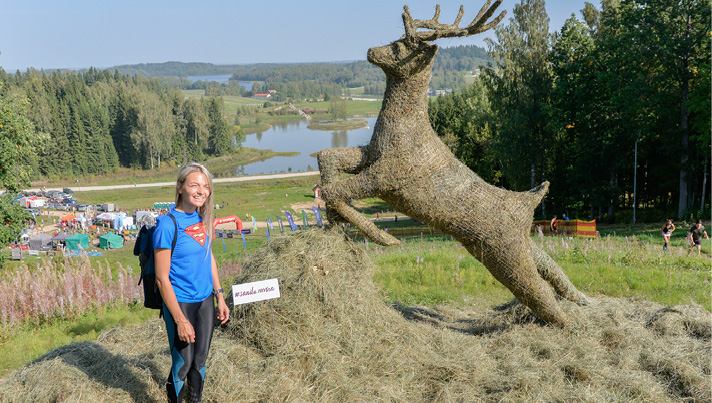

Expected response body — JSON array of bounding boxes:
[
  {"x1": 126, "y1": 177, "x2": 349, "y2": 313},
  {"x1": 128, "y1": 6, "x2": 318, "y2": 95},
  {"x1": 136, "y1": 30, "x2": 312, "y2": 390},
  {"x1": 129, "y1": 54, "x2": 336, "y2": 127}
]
[{"x1": 178, "y1": 172, "x2": 210, "y2": 211}]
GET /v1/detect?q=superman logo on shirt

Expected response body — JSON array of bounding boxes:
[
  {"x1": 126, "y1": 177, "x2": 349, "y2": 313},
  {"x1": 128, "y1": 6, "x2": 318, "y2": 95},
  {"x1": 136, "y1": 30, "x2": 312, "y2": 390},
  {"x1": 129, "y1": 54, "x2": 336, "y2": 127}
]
[{"x1": 184, "y1": 222, "x2": 207, "y2": 247}]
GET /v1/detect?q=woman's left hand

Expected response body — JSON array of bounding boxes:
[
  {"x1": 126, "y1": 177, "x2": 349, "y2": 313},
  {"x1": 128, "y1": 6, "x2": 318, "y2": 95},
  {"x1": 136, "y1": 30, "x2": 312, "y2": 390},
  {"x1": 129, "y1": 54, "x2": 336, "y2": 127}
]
[{"x1": 217, "y1": 299, "x2": 230, "y2": 324}]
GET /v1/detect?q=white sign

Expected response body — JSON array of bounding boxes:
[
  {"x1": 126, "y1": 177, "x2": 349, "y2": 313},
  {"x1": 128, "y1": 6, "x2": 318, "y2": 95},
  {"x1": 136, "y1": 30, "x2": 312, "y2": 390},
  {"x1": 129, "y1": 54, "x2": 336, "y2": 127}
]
[{"x1": 232, "y1": 278, "x2": 281, "y2": 305}]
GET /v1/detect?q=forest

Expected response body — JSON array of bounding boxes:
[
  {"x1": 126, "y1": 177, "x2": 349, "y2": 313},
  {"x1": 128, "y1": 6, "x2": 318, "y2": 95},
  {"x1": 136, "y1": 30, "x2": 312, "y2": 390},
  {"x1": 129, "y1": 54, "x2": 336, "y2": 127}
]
[
  {"x1": 429, "y1": 0, "x2": 711, "y2": 221},
  {"x1": 0, "y1": 68, "x2": 239, "y2": 178}
]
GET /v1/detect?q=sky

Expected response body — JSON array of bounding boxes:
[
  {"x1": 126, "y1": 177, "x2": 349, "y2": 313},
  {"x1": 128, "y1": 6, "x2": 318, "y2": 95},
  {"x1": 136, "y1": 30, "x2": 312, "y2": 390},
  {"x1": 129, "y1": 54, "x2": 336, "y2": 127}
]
[{"x1": 1, "y1": 0, "x2": 593, "y2": 72}]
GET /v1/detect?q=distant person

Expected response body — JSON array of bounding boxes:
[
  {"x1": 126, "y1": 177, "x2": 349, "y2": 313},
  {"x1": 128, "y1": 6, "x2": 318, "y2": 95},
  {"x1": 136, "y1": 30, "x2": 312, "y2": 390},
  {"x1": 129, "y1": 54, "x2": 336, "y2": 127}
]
[
  {"x1": 550, "y1": 215, "x2": 558, "y2": 234},
  {"x1": 687, "y1": 219, "x2": 709, "y2": 257},
  {"x1": 563, "y1": 213, "x2": 569, "y2": 221},
  {"x1": 661, "y1": 219, "x2": 675, "y2": 251},
  {"x1": 154, "y1": 162, "x2": 229, "y2": 403}
]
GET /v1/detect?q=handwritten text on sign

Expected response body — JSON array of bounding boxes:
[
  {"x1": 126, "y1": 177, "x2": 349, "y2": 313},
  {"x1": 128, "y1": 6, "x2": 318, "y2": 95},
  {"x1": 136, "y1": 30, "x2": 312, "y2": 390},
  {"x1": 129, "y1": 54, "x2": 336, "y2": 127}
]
[{"x1": 232, "y1": 278, "x2": 281, "y2": 305}]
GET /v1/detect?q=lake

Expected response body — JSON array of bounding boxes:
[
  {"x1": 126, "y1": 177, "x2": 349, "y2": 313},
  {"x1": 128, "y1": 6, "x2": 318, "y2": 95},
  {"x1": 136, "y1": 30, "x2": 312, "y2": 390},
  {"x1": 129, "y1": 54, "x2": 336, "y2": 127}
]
[
  {"x1": 185, "y1": 74, "x2": 254, "y2": 90},
  {"x1": 216, "y1": 117, "x2": 378, "y2": 177}
]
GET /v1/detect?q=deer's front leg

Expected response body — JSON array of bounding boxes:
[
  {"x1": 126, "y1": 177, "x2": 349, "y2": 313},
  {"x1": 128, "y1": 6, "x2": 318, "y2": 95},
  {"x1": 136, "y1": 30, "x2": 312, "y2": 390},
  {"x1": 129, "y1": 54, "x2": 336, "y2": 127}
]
[
  {"x1": 318, "y1": 146, "x2": 368, "y2": 224},
  {"x1": 318, "y1": 146, "x2": 368, "y2": 182},
  {"x1": 321, "y1": 172, "x2": 400, "y2": 246}
]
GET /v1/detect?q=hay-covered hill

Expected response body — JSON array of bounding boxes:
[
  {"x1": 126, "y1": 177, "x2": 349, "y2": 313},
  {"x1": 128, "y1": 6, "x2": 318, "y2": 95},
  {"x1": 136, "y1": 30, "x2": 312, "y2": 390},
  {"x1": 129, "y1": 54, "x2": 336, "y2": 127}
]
[{"x1": 1, "y1": 229, "x2": 709, "y2": 402}]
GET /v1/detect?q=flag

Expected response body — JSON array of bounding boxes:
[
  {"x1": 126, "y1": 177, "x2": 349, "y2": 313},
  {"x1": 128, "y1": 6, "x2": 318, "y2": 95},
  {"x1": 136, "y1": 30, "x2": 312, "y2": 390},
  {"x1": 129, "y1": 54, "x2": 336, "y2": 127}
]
[
  {"x1": 252, "y1": 216, "x2": 257, "y2": 233},
  {"x1": 302, "y1": 210, "x2": 308, "y2": 228},
  {"x1": 267, "y1": 217, "x2": 274, "y2": 231},
  {"x1": 278, "y1": 217, "x2": 284, "y2": 233},
  {"x1": 312, "y1": 207, "x2": 323, "y2": 227},
  {"x1": 284, "y1": 212, "x2": 298, "y2": 231}
]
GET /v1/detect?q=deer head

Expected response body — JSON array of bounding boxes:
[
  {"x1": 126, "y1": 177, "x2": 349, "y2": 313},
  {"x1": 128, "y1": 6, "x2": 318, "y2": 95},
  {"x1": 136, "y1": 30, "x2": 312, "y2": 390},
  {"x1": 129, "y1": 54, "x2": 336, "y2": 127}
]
[{"x1": 367, "y1": 1, "x2": 506, "y2": 78}]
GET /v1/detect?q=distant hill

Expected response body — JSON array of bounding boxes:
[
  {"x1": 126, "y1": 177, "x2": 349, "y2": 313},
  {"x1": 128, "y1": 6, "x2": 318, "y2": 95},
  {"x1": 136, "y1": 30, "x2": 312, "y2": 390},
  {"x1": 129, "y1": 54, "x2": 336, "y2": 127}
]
[
  {"x1": 107, "y1": 45, "x2": 491, "y2": 79},
  {"x1": 108, "y1": 61, "x2": 272, "y2": 78},
  {"x1": 105, "y1": 44, "x2": 491, "y2": 94}
]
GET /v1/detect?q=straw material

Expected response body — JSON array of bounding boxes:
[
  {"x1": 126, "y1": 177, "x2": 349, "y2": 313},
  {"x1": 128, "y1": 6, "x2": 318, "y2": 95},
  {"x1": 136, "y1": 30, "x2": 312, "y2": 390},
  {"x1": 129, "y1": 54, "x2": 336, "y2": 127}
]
[
  {"x1": 1, "y1": 229, "x2": 708, "y2": 402},
  {"x1": 317, "y1": 2, "x2": 587, "y2": 325}
]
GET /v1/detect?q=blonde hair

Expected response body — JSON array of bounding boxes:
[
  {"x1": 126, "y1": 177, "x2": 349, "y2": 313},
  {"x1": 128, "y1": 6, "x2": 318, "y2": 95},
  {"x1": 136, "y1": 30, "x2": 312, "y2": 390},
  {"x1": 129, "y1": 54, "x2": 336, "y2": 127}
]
[{"x1": 175, "y1": 162, "x2": 214, "y2": 243}]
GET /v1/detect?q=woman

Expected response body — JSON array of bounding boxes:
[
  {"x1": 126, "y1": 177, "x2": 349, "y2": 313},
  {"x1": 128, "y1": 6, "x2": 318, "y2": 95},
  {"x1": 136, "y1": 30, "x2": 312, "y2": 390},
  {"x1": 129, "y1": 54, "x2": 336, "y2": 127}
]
[
  {"x1": 154, "y1": 162, "x2": 229, "y2": 403},
  {"x1": 661, "y1": 219, "x2": 675, "y2": 251},
  {"x1": 550, "y1": 215, "x2": 558, "y2": 234}
]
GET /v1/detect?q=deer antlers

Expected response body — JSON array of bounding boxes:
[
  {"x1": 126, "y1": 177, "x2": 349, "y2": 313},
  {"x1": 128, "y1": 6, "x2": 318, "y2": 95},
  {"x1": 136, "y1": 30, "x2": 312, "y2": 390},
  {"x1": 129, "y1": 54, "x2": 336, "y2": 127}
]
[{"x1": 402, "y1": 1, "x2": 506, "y2": 43}]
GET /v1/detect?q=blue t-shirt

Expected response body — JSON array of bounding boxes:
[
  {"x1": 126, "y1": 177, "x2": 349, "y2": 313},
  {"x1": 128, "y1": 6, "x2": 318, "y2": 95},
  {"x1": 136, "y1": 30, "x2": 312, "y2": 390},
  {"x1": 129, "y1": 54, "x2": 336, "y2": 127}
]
[{"x1": 153, "y1": 207, "x2": 213, "y2": 303}]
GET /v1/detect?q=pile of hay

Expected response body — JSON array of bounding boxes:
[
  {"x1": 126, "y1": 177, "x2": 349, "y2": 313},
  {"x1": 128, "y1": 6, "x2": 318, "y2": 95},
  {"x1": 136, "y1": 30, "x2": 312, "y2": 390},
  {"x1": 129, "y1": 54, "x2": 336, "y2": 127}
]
[{"x1": 1, "y1": 229, "x2": 709, "y2": 402}]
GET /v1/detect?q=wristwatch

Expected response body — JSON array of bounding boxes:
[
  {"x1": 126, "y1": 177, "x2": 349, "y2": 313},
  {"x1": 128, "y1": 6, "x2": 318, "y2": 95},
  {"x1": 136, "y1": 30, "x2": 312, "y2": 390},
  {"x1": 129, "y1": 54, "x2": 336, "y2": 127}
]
[{"x1": 213, "y1": 288, "x2": 225, "y2": 296}]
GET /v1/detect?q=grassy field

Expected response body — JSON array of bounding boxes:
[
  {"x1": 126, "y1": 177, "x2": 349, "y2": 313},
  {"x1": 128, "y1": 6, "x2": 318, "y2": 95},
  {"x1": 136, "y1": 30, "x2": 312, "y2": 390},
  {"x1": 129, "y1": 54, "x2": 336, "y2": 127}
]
[
  {"x1": 183, "y1": 90, "x2": 265, "y2": 116},
  {"x1": 298, "y1": 98, "x2": 382, "y2": 119},
  {"x1": 307, "y1": 118, "x2": 368, "y2": 131},
  {"x1": 181, "y1": 89, "x2": 382, "y2": 124},
  {"x1": 370, "y1": 232, "x2": 710, "y2": 310}
]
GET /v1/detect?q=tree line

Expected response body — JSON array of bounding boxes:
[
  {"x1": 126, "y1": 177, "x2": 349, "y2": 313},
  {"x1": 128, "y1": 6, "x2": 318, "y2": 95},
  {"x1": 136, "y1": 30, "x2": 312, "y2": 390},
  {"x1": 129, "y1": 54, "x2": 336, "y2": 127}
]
[
  {"x1": 429, "y1": 0, "x2": 710, "y2": 222},
  {"x1": 0, "y1": 67, "x2": 242, "y2": 179},
  {"x1": 231, "y1": 46, "x2": 490, "y2": 98},
  {"x1": 106, "y1": 46, "x2": 492, "y2": 100}
]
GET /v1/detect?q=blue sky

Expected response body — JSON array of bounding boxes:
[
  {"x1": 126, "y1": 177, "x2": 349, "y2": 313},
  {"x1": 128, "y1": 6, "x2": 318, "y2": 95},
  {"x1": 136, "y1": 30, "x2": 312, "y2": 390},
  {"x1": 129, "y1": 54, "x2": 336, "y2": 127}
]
[{"x1": 1, "y1": 0, "x2": 593, "y2": 72}]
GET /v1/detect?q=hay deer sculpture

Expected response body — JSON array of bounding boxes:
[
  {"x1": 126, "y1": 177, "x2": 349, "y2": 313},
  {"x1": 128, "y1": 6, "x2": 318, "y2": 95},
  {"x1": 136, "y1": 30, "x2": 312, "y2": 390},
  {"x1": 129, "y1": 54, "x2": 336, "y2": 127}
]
[{"x1": 317, "y1": 0, "x2": 591, "y2": 326}]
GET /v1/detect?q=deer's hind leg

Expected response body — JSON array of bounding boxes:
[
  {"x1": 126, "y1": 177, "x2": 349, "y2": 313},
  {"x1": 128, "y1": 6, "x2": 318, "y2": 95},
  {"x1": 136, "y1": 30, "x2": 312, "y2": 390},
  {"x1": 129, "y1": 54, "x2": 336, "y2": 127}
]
[
  {"x1": 530, "y1": 240, "x2": 592, "y2": 305},
  {"x1": 465, "y1": 242, "x2": 567, "y2": 326}
]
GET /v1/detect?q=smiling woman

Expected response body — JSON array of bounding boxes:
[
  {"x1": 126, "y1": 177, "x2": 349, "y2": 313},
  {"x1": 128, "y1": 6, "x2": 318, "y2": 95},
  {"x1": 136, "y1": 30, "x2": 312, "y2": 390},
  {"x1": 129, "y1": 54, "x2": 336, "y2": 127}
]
[{"x1": 153, "y1": 162, "x2": 229, "y2": 403}]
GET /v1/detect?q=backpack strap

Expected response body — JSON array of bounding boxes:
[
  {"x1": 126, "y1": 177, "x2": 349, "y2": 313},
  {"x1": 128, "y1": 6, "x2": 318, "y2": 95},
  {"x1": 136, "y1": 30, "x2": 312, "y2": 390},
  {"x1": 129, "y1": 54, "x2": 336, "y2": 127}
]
[
  {"x1": 158, "y1": 213, "x2": 178, "y2": 319},
  {"x1": 167, "y1": 213, "x2": 178, "y2": 253}
]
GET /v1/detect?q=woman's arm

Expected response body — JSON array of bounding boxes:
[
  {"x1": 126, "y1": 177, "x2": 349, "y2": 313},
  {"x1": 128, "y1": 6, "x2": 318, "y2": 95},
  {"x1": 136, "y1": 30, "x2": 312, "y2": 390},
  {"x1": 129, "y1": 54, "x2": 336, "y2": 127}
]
[
  {"x1": 156, "y1": 248, "x2": 195, "y2": 343},
  {"x1": 211, "y1": 252, "x2": 230, "y2": 324}
]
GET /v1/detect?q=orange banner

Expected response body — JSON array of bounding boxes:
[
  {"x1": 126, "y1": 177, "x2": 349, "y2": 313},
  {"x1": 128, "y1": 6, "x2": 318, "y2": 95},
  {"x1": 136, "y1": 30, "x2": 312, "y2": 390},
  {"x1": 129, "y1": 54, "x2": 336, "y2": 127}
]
[{"x1": 532, "y1": 219, "x2": 597, "y2": 238}]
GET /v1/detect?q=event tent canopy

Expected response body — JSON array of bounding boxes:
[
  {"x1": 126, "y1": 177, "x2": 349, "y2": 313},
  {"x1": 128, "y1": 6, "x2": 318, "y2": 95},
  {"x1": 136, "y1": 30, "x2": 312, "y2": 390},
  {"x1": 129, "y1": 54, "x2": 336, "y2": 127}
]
[
  {"x1": 29, "y1": 233, "x2": 52, "y2": 250},
  {"x1": 51, "y1": 232, "x2": 71, "y2": 243},
  {"x1": 99, "y1": 232, "x2": 123, "y2": 249},
  {"x1": 66, "y1": 233, "x2": 90, "y2": 250},
  {"x1": 61, "y1": 214, "x2": 77, "y2": 222}
]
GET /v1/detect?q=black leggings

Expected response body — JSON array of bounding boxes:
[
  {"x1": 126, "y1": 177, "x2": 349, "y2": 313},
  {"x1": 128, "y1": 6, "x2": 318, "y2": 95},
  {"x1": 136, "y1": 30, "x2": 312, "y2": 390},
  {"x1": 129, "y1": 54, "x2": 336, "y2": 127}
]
[{"x1": 163, "y1": 295, "x2": 215, "y2": 403}]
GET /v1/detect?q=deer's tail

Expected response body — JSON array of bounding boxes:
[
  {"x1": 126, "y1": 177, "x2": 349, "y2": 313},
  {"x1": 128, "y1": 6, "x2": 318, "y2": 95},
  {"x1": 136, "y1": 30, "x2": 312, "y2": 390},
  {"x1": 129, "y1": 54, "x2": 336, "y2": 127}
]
[
  {"x1": 528, "y1": 181, "x2": 549, "y2": 206},
  {"x1": 507, "y1": 181, "x2": 549, "y2": 230}
]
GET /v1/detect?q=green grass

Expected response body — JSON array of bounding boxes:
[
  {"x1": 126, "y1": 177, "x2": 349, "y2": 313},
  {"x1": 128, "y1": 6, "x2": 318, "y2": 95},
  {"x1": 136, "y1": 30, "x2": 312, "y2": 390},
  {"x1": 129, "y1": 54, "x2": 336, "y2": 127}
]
[
  {"x1": 70, "y1": 169, "x2": 318, "y2": 212},
  {"x1": 371, "y1": 241, "x2": 512, "y2": 307},
  {"x1": 368, "y1": 233, "x2": 710, "y2": 311},
  {"x1": 182, "y1": 90, "x2": 382, "y2": 122},
  {"x1": 292, "y1": 99, "x2": 382, "y2": 118},
  {"x1": 307, "y1": 119, "x2": 368, "y2": 131},
  {"x1": 183, "y1": 90, "x2": 266, "y2": 116}
]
